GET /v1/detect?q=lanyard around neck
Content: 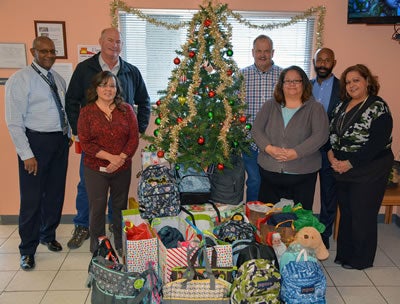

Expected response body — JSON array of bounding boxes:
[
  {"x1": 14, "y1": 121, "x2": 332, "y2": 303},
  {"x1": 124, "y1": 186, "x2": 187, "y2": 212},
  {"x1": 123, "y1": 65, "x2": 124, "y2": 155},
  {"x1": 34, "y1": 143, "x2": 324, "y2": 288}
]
[{"x1": 31, "y1": 63, "x2": 57, "y2": 92}]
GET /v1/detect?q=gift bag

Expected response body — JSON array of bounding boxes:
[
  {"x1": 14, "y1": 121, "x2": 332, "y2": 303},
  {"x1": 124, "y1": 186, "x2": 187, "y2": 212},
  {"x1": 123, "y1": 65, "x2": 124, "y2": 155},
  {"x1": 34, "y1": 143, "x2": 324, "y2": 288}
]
[
  {"x1": 151, "y1": 215, "x2": 200, "y2": 283},
  {"x1": 88, "y1": 256, "x2": 162, "y2": 304},
  {"x1": 245, "y1": 201, "x2": 274, "y2": 226},
  {"x1": 122, "y1": 219, "x2": 161, "y2": 275},
  {"x1": 258, "y1": 217, "x2": 297, "y2": 246},
  {"x1": 256, "y1": 209, "x2": 297, "y2": 246},
  {"x1": 171, "y1": 245, "x2": 236, "y2": 283},
  {"x1": 163, "y1": 247, "x2": 231, "y2": 303},
  {"x1": 183, "y1": 213, "x2": 215, "y2": 235},
  {"x1": 122, "y1": 208, "x2": 147, "y2": 226}
]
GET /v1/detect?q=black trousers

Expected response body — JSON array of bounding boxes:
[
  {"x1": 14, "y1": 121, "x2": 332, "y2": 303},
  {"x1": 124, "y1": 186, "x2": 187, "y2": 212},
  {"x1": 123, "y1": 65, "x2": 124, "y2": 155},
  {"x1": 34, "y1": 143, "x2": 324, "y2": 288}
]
[
  {"x1": 258, "y1": 168, "x2": 318, "y2": 210},
  {"x1": 335, "y1": 155, "x2": 392, "y2": 269},
  {"x1": 18, "y1": 130, "x2": 69, "y2": 255},
  {"x1": 318, "y1": 152, "x2": 338, "y2": 239},
  {"x1": 84, "y1": 166, "x2": 131, "y2": 253}
]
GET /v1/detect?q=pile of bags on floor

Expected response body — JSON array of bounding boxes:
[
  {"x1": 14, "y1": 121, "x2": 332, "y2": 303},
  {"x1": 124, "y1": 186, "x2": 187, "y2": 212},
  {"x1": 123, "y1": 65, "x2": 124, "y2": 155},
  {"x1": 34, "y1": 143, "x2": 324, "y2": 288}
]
[{"x1": 86, "y1": 198, "x2": 330, "y2": 304}]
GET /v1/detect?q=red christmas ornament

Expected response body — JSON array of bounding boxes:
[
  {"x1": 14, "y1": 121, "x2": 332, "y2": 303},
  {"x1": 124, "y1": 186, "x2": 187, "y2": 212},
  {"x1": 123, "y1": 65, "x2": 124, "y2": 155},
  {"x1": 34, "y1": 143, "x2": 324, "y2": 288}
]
[
  {"x1": 156, "y1": 100, "x2": 161, "y2": 106},
  {"x1": 204, "y1": 19, "x2": 212, "y2": 27},
  {"x1": 239, "y1": 115, "x2": 247, "y2": 123},
  {"x1": 217, "y1": 163, "x2": 224, "y2": 170},
  {"x1": 197, "y1": 136, "x2": 205, "y2": 145},
  {"x1": 173, "y1": 57, "x2": 181, "y2": 65},
  {"x1": 157, "y1": 150, "x2": 165, "y2": 158},
  {"x1": 208, "y1": 90, "x2": 216, "y2": 98},
  {"x1": 227, "y1": 69, "x2": 233, "y2": 76},
  {"x1": 188, "y1": 50, "x2": 195, "y2": 58},
  {"x1": 176, "y1": 117, "x2": 183, "y2": 123},
  {"x1": 179, "y1": 75, "x2": 187, "y2": 83}
]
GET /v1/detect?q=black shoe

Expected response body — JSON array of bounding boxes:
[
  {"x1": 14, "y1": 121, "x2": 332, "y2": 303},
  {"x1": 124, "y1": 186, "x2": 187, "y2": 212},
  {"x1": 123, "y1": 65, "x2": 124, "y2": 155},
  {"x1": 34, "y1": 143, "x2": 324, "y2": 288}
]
[
  {"x1": 20, "y1": 255, "x2": 35, "y2": 270},
  {"x1": 40, "y1": 240, "x2": 62, "y2": 252},
  {"x1": 341, "y1": 263, "x2": 354, "y2": 270},
  {"x1": 334, "y1": 258, "x2": 343, "y2": 265}
]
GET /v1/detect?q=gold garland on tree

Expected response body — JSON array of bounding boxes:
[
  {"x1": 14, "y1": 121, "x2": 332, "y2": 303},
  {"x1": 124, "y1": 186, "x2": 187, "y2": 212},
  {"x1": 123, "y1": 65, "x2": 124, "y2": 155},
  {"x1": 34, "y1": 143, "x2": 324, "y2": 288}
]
[
  {"x1": 109, "y1": 0, "x2": 326, "y2": 163},
  {"x1": 110, "y1": 0, "x2": 326, "y2": 49}
]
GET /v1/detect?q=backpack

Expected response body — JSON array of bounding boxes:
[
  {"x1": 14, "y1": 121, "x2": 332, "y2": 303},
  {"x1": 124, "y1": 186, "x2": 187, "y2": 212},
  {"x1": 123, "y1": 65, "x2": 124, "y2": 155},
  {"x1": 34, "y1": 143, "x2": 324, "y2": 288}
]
[
  {"x1": 280, "y1": 249, "x2": 326, "y2": 304},
  {"x1": 213, "y1": 213, "x2": 256, "y2": 243},
  {"x1": 175, "y1": 164, "x2": 211, "y2": 204},
  {"x1": 210, "y1": 156, "x2": 245, "y2": 205},
  {"x1": 230, "y1": 258, "x2": 281, "y2": 304},
  {"x1": 137, "y1": 164, "x2": 180, "y2": 220},
  {"x1": 232, "y1": 239, "x2": 279, "y2": 270}
]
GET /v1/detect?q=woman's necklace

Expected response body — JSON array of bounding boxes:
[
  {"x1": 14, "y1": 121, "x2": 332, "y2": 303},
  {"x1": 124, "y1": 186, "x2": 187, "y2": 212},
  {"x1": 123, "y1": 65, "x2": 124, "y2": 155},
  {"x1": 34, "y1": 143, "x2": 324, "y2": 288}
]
[
  {"x1": 337, "y1": 95, "x2": 369, "y2": 139},
  {"x1": 96, "y1": 102, "x2": 114, "y2": 122}
]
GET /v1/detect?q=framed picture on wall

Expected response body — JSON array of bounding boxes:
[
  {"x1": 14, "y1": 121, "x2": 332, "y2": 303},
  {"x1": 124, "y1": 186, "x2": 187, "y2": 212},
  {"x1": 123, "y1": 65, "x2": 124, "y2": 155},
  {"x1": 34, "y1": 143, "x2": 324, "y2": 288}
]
[
  {"x1": 34, "y1": 20, "x2": 67, "y2": 59},
  {"x1": 0, "y1": 43, "x2": 27, "y2": 68}
]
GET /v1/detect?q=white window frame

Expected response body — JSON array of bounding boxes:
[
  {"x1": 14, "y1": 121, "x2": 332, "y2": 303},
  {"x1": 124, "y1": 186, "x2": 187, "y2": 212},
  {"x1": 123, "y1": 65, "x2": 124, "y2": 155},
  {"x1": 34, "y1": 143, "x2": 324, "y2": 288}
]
[{"x1": 119, "y1": 9, "x2": 315, "y2": 102}]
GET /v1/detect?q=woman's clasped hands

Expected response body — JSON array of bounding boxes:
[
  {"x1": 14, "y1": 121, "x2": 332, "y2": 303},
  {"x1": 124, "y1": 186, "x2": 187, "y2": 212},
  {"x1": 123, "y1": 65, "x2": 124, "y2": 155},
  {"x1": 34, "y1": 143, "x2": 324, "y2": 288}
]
[
  {"x1": 265, "y1": 145, "x2": 298, "y2": 162},
  {"x1": 106, "y1": 153, "x2": 127, "y2": 173}
]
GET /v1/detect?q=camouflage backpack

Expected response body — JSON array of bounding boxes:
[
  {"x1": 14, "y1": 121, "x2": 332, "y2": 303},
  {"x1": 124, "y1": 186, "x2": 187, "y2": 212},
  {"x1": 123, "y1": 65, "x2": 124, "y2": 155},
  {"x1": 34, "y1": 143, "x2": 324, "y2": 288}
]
[
  {"x1": 230, "y1": 258, "x2": 281, "y2": 304},
  {"x1": 138, "y1": 164, "x2": 180, "y2": 219}
]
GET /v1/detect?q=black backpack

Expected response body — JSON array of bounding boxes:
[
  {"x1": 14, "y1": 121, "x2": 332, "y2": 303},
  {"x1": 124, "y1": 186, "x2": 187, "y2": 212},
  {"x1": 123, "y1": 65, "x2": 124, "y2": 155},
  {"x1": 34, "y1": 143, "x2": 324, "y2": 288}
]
[
  {"x1": 175, "y1": 163, "x2": 211, "y2": 205},
  {"x1": 210, "y1": 155, "x2": 245, "y2": 205},
  {"x1": 233, "y1": 239, "x2": 279, "y2": 270}
]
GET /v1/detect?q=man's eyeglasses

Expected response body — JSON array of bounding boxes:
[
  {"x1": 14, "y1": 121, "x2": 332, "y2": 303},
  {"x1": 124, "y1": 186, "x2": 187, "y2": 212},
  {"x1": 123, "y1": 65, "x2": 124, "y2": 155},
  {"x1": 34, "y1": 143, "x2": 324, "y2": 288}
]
[
  {"x1": 35, "y1": 49, "x2": 58, "y2": 55},
  {"x1": 283, "y1": 79, "x2": 302, "y2": 85}
]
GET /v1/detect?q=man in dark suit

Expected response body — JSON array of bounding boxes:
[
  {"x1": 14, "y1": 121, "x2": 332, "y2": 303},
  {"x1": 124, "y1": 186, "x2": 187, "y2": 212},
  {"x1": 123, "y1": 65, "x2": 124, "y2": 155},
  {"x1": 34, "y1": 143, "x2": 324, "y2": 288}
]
[{"x1": 311, "y1": 48, "x2": 341, "y2": 249}]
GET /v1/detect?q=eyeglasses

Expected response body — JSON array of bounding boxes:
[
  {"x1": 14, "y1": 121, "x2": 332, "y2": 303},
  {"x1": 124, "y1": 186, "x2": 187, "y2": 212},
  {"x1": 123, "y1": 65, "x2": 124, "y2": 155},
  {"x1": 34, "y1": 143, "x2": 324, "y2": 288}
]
[
  {"x1": 283, "y1": 79, "x2": 302, "y2": 85},
  {"x1": 98, "y1": 83, "x2": 117, "y2": 88},
  {"x1": 35, "y1": 49, "x2": 58, "y2": 55}
]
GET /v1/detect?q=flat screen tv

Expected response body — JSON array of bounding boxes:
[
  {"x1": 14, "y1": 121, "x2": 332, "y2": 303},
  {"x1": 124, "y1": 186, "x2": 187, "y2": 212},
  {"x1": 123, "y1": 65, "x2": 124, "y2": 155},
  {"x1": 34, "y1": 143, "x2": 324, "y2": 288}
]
[{"x1": 348, "y1": 0, "x2": 400, "y2": 24}]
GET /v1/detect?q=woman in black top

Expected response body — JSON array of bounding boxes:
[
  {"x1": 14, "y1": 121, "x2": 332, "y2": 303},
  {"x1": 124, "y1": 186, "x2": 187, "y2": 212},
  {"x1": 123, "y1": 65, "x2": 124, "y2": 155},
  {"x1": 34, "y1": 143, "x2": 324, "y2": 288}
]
[{"x1": 328, "y1": 64, "x2": 393, "y2": 270}]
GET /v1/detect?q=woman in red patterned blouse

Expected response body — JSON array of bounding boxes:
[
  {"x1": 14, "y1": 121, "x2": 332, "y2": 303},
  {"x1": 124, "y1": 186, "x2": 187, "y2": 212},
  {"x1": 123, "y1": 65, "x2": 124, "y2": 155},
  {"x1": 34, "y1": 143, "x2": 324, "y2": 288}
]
[{"x1": 78, "y1": 71, "x2": 139, "y2": 254}]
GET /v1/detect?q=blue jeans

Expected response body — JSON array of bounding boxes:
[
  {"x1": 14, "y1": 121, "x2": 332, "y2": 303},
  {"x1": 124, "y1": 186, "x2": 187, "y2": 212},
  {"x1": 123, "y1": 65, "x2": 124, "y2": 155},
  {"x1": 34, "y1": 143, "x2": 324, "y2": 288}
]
[
  {"x1": 73, "y1": 153, "x2": 112, "y2": 228},
  {"x1": 242, "y1": 147, "x2": 261, "y2": 202}
]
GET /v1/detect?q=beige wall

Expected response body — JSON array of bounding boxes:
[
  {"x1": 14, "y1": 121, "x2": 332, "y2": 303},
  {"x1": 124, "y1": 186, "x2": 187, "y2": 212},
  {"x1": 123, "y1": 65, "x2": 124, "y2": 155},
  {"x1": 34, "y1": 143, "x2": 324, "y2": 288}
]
[{"x1": 1, "y1": 0, "x2": 399, "y2": 215}]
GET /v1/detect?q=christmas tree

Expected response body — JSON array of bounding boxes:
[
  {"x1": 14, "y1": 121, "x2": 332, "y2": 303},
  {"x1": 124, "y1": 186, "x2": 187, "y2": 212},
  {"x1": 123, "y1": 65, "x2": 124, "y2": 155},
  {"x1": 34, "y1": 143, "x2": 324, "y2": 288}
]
[{"x1": 145, "y1": 1, "x2": 251, "y2": 171}]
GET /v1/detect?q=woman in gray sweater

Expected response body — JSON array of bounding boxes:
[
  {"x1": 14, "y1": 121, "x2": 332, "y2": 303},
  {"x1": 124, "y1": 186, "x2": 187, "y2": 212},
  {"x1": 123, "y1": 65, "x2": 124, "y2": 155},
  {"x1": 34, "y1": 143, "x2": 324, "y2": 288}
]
[{"x1": 252, "y1": 65, "x2": 329, "y2": 210}]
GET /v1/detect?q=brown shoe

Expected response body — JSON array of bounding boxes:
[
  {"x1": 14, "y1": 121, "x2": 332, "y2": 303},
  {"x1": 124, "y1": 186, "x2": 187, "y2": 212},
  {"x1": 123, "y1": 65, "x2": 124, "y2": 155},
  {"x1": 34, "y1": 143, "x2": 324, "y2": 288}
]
[{"x1": 67, "y1": 226, "x2": 89, "y2": 249}]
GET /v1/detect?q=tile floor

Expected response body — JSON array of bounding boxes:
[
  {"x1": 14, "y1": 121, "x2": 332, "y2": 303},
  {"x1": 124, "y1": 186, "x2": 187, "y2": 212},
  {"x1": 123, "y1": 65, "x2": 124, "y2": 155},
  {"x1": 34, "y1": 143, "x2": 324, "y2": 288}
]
[{"x1": 0, "y1": 222, "x2": 400, "y2": 303}]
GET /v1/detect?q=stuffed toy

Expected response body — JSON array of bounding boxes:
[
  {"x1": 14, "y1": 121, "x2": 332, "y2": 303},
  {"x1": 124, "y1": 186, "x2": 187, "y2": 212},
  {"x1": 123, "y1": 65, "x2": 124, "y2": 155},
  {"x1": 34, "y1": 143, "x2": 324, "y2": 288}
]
[
  {"x1": 292, "y1": 226, "x2": 329, "y2": 260},
  {"x1": 266, "y1": 232, "x2": 287, "y2": 262}
]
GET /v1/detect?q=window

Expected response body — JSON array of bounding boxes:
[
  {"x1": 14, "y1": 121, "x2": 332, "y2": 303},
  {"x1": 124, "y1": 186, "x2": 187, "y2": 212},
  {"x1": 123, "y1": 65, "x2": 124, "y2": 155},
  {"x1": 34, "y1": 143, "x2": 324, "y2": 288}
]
[{"x1": 119, "y1": 9, "x2": 315, "y2": 102}]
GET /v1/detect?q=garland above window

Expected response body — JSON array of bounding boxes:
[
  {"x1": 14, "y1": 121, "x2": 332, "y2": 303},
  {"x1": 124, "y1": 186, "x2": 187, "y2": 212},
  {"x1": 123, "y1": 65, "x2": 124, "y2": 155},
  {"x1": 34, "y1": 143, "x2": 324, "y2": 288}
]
[{"x1": 110, "y1": 0, "x2": 326, "y2": 49}]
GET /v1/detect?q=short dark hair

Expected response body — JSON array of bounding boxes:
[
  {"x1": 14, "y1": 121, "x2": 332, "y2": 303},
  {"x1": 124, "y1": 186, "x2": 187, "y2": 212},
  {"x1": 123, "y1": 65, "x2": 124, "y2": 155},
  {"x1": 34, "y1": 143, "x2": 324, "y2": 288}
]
[
  {"x1": 339, "y1": 64, "x2": 380, "y2": 101},
  {"x1": 274, "y1": 65, "x2": 312, "y2": 106}
]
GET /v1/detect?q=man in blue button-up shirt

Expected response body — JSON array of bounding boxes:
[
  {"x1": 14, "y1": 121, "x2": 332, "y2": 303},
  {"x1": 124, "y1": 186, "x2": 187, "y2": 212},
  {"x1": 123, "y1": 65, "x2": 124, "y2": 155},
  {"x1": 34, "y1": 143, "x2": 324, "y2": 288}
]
[{"x1": 5, "y1": 36, "x2": 71, "y2": 271}]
